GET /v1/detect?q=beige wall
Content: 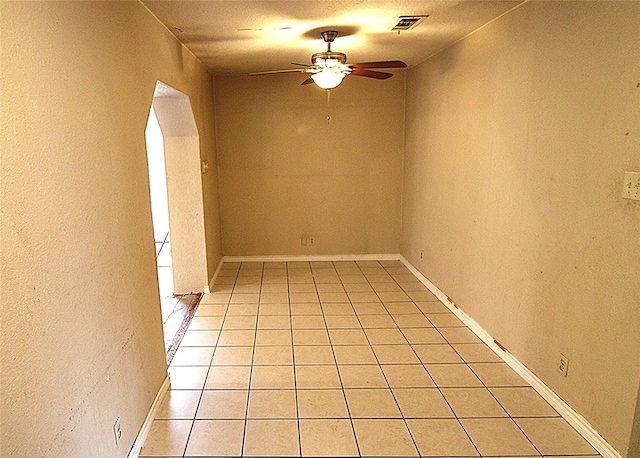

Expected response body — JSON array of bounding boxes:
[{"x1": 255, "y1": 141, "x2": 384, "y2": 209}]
[
  {"x1": 0, "y1": 2, "x2": 221, "y2": 456},
  {"x1": 215, "y1": 73, "x2": 405, "y2": 256},
  {"x1": 402, "y1": 1, "x2": 640, "y2": 455}
]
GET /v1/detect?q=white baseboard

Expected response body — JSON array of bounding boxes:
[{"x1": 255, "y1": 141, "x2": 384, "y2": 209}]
[
  {"x1": 128, "y1": 375, "x2": 170, "y2": 458},
  {"x1": 207, "y1": 257, "x2": 225, "y2": 292},
  {"x1": 222, "y1": 254, "x2": 401, "y2": 263},
  {"x1": 398, "y1": 255, "x2": 622, "y2": 458}
]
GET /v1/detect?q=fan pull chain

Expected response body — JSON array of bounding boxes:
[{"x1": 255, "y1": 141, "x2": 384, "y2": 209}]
[{"x1": 326, "y1": 89, "x2": 331, "y2": 123}]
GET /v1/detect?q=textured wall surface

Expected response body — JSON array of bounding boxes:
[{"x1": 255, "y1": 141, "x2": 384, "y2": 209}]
[
  {"x1": 0, "y1": 2, "x2": 221, "y2": 456},
  {"x1": 215, "y1": 73, "x2": 405, "y2": 256},
  {"x1": 401, "y1": 2, "x2": 640, "y2": 455}
]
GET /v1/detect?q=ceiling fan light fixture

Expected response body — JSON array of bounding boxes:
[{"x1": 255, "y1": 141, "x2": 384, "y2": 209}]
[{"x1": 311, "y1": 68, "x2": 347, "y2": 89}]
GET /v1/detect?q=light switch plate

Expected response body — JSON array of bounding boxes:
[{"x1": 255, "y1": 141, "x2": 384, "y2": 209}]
[{"x1": 622, "y1": 171, "x2": 640, "y2": 201}]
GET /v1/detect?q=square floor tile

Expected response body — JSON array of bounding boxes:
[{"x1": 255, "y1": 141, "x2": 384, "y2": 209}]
[
  {"x1": 333, "y1": 345, "x2": 379, "y2": 365},
  {"x1": 439, "y1": 326, "x2": 483, "y2": 343},
  {"x1": 469, "y1": 362, "x2": 529, "y2": 387},
  {"x1": 243, "y1": 419, "x2": 300, "y2": 456},
  {"x1": 248, "y1": 389, "x2": 297, "y2": 418},
  {"x1": 294, "y1": 345, "x2": 335, "y2": 365},
  {"x1": 230, "y1": 293, "x2": 260, "y2": 304},
  {"x1": 393, "y1": 315, "x2": 434, "y2": 330},
  {"x1": 427, "y1": 313, "x2": 465, "y2": 327},
  {"x1": 330, "y1": 329, "x2": 369, "y2": 345},
  {"x1": 372, "y1": 344, "x2": 420, "y2": 364},
  {"x1": 252, "y1": 345, "x2": 293, "y2": 365},
  {"x1": 426, "y1": 363, "x2": 483, "y2": 387},
  {"x1": 407, "y1": 419, "x2": 480, "y2": 456},
  {"x1": 291, "y1": 303, "x2": 323, "y2": 315},
  {"x1": 339, "y1": 364, "x2": 388, "y2": 388},
  {"x1": 195, "y1": 303, "x2": 227, "y2": 316},
  {"x1": 257, "y1": 314, "x2": 291, "y2": 329},
  {"x1": 189, "y1": 316, "x2": 224, "y2": 330},
  {"x1": 291, "y1": 315, "x2": 326, "y2": 329},
  {"x1": 491, "y1": 387, "x2": 559, "y2": 417},
  {"x1": 318, "y1": 291, "x2": 350, "y2": 303},
  {"x1": 352, "y1": 419, "x2": 419, "y2": 456},
  {"x1": 412, "y1": 344, "x2": 463, "y2": 363},
  {"x1": 251, "y1": 365, "x2": 295, "y2": 389},
  {"x1": 200, "y1": 293, "x2": 231, "y2": 304},
  {"x1": 300, "y1": 419, "x2": 359, "y2": 457},
  {"x1": 441, "y1": 387, "x2": 508, "y2": 417},
  {"x1": 168, "y1": 366, "x2": 208, "y2": 390},
  {"x1": 293, "y1": 329, "x2": 330, "y2": 345},
  {"x1": 365, "y1": 328, "x2": 408, "y2": 344},
  {"x1": 415, "y1": 301, "x2": 450, "y2": 313},
  {"x1": 296, "y1": 365, "x2": 341, "y2": 389},
  {"x1": 155, "y1": 390, "x2": 201, "y2": 420},
  {"x1": 212, "y1": 346, "x2": 253, "y2": 366},
  {"x1": 257, "y1": 303, "x2": 290, "y2": 316},
  {"x1": 184, "y1": 419, "x2": 244, "y2": 456},
  {"x1": 197, "y1": 390, "x2": 248, "y2": 419},
  {"x1": 345, "y1": 388, "x2": 401, "y2": 418},
  {"x1": 401, "y1": 327, "x2": 446, "y2": 344},
  {"x1": 382, "y1": 364, "x2": 435, "y2": 388},
  {"x1": 222, "y1": 315, "x2": 257, "y2": 330},
  {"x1": 384, "y1": 303, "x2": 422, "y2": 315},
  {"x1": 316, "y1": 283, "x2": 346, "y2": 293},
  {"x1": 259, "y1": 292, "x2": 289, "y2": 303},
  {"x1": 460, "y1": 418, "x2": 539, "y2": 456},
  {"x1": 358, "y1": 314, "x2": 397, "y2": 328},
  {"x1": 297, "y1": 389, "x2": 349, "y2": 418},
  {"x1": 322, "y1": 304, "x2": 357, "y2": 317},
  {"x1": 255, "y1": 329, "x2": 292, "y2": 346},
  {"x1": 139, "y1": 419, "x2": 191, "y2": 456},
  {"x1": 179, "y1": 330, "x2": 220, "y2": 346},
  {"x1": 515, "y1": 417, "x2": 597, "y2": 455},
  {"x1": 290, "y1": 292, "x2": 319, "y2": 303},
  {"x1": 453, "y1": 343, "x2": 503, "y2": 362},
  {"x1": 205, "y1": 366, "x2": 251, "y2": 390},
  {"x1": 227, "y1": 303, "x2": 259, "y2": 315},
  {"x1": 393, "y1": 388, "x2": 455, "y2": 418},
  {"x1": 217, "y1": 329, "x2": 255, "y2": 346},
  {"x1": 170, "y1": 346, "x2": 214, "y2": 366},
  {"x1": 353, "y1": 302, "x2": 388, "y2": 315}
]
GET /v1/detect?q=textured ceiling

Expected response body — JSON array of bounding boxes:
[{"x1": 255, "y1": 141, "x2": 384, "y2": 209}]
[{"x1": 142, "y1": 1, "x2": 524, "y2": 75}]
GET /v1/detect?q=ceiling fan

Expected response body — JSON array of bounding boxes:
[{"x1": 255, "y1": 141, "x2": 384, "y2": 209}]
[{"x1": 249, "y1": 30, "x2": 407, "y2": 89}]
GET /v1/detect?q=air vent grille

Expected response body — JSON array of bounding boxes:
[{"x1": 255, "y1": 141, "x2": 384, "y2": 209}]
[{"x1": 392, "y1": 15, "x2": 428, "y2": 31}]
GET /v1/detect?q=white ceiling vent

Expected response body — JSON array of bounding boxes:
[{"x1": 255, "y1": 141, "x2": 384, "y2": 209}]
[{"x1": 392, "y1": 15, "x2": 428, "y2": 31}]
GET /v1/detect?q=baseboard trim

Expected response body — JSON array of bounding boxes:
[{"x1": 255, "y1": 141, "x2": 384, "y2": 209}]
[
  {"x1": 398, "y1": 255, "x2": 622, "y2": 458},
  {"x1": 208, "y1": 257, "x2": 225, "y2": 292},
  {"x1": 222, "y1": 254, "x2": 401, "y2": 263},
  {"x1": 128, "y1": 374, "x2": 170, "y2": 458}
]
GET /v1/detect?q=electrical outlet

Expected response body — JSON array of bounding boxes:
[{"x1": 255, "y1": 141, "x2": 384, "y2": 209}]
[
  {"x1": 113, "y1": 417, "x2": 122, "y2": 448},
  {"x1": 308, "y1": 237, "x2": 315, "y2": 246},
  {"x1": 622, "y1": 171, "x2": 640, "y2": 201},
  {"x1": 558, "y1": 354, "x2": 570, "y2": 377},
  {"x1": 420, "y1": 250, "x2": 424, "y2": 261}
]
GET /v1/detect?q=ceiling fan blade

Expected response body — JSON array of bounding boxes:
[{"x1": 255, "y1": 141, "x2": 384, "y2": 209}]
[
  {"x1": 291, "y1": 62, "x2": 312, "y2": 68},
  {"x1": 300, "y1": 77, "x2": 314, "y2": 86},
  {"x1": 348, "y1": 60, "x2": 407, "y2": 69},
  {"x1": 249, "y1": 69, "x2": 306, "y2": 76},
  {"x1": 350, "y1": 69, "x2": 393, "y2": 80}
]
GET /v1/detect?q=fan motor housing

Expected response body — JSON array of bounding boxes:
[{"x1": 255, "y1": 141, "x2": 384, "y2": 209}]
[{"x1": 311, "y1": 51, "x2": 347, "y2": 67}]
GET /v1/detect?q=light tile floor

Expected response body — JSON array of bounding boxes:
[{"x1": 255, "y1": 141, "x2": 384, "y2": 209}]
[{"x1": 140, "y1": 260, "x2": 602, "y2": 457}]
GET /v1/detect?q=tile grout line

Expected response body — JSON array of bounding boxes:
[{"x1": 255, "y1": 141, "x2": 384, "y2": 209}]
[
  {"x1": 287, "y1": 261, "x2": 303, "y2": 458},
  {"x1": 178, "y1": 265, "x2": 238, "y2": 458},
  {"x1": 379, "y1": 260, "x2": 486, "y2": 458},
  {"x1": 240, "y1": 261, "x2": 263, "y2": 457}
]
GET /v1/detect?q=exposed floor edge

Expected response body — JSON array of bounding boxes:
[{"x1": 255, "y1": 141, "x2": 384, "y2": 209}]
[
  {"x1": 128, "y1": 375, "x2": 170, "y2": 458},
  {"x1": 222, "y1": 253, "x2": 401, "y2": 263},
  {"x1": 166, "y1": 293, "x2": 203, "y2": 365},
  {"x1": 398, "y1": 255, "x2": 622, "y2": 458}
]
